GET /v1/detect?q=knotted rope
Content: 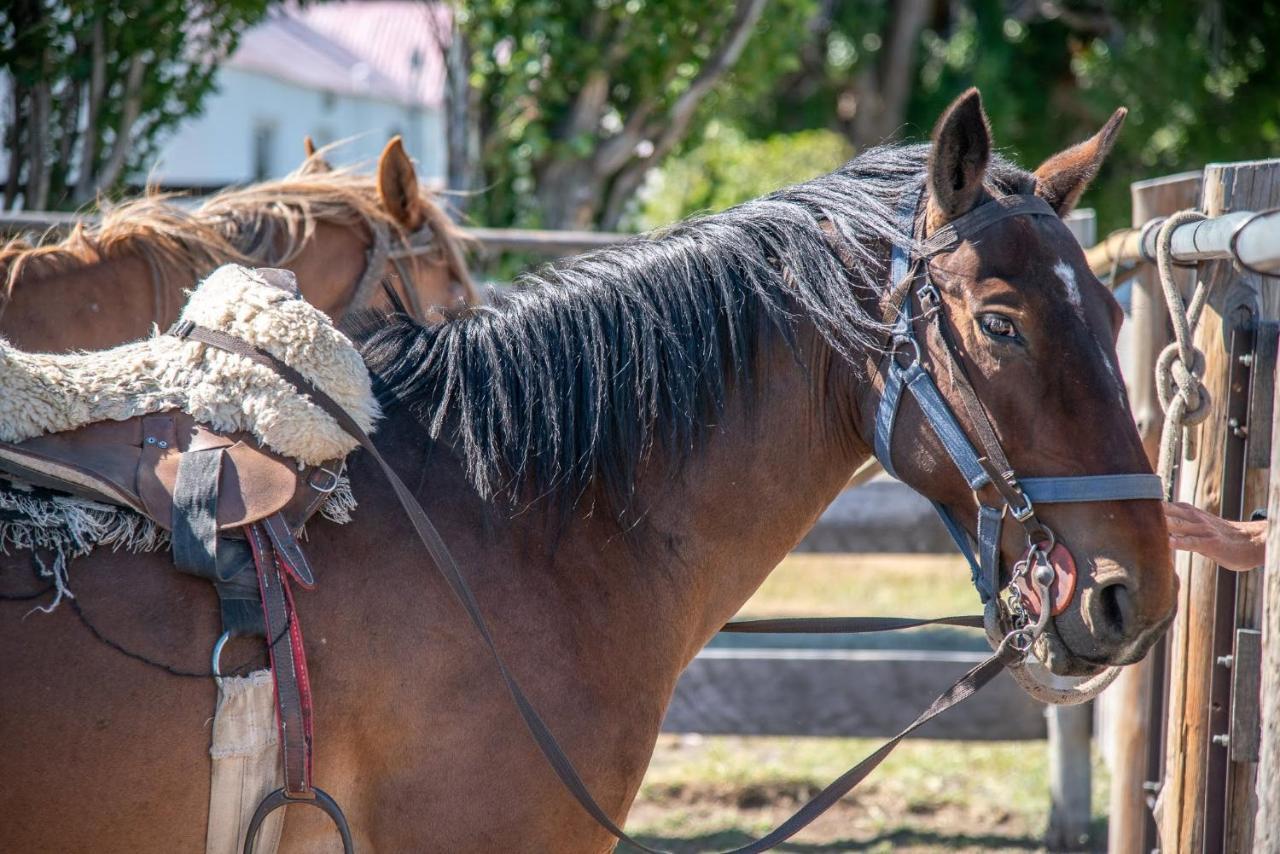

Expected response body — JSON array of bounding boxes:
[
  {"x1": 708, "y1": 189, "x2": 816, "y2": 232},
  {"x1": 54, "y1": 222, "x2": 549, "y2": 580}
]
[{"x1": 1154, "y1": 209, "x2": 1215, "y2": 496}]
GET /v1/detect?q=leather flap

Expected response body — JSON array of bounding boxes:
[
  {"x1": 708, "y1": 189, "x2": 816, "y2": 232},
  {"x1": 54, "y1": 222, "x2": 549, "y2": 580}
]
[{"x1": 140, "y1": 431, "x2": 301, "y2": 531}]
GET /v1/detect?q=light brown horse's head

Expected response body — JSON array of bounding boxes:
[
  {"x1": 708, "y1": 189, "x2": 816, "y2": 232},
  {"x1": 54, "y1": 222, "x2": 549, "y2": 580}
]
[
  {"x1": 0, "y1": 137, "x2": 476, "y2": 352},
  {"x1": 883, "y1": 89, "x2": 1175, "y2": 674}
]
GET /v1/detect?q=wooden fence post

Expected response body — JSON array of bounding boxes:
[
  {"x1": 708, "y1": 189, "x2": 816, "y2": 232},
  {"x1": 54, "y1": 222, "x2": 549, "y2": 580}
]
[
  {"x1": 1257, "y1": 342, "x2": 1280, "y2": 853},
  {"x1": 1158, "y1": 158, "x2": 1280, "y2": 854},
  {"x1": 1105, "y1": 171, "x2": 1202, "y2": 854}
]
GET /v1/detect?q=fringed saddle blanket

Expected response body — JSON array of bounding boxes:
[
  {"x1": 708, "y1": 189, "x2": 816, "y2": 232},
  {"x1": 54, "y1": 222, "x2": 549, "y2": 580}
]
[{"x1": 0, "y1": 264, "x2": 376, "y2": 605}]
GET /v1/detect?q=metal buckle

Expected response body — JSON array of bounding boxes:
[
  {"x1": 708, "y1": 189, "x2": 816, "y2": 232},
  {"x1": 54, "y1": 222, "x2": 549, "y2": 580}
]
[
  {"x1": 309, "y1": 467, "x2": 342, "y2": 494},
  {"x1": 168, "y1": 319, "x2": 195, "y2": 339},
  {"x1": 1009, "y1": 492, "x2": 1035, "y2": 523},
  {"x1": 918, "y1": 282, "x2": 940, "y2": 307},
  {"x1": 888, "y1": 333, "x2": 922, "y2": 366}
]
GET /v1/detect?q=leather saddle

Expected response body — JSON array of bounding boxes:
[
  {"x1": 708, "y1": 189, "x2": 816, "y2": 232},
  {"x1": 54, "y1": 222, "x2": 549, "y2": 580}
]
[
  {"x1": 0, "y1": 411, "x2": 342, "y2": 535},
  {"x1": 0, "y1": 407, "x2": 347, "y2": 635}
]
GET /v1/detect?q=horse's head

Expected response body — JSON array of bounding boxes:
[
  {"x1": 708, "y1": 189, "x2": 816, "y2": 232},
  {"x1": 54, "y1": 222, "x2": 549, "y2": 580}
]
[
  {"x1": 880, "y1": 89, "x2": 1175, "y2": 674},
  {"x1": 373, "y1": 137, "x2": 477, "y2": 314}
]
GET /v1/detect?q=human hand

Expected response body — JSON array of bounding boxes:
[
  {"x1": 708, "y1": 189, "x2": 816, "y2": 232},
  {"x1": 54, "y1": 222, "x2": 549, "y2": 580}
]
[{"x1": 1164, "y1": 501, "x2": 1267, "y2": 571}]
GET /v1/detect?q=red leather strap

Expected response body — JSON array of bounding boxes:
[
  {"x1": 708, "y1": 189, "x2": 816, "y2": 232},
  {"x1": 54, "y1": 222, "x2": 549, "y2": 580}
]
[{"x1": 247, "y1": 523, "x2": 314, "y2": 797}]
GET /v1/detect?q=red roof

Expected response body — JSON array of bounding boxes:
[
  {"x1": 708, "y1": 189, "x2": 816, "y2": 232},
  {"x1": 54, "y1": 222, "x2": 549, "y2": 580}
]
[{"x1": 229, "y1": 2, "x2": 449, "y2": 109}]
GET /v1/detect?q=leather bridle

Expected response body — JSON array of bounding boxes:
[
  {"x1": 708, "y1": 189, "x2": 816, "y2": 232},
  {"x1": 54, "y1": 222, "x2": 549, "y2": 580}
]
[
  {"x1": 347, "y1": 220, "x2": 444, "y2": 322},
  {"x1": 871, "y1": 188, "x2": 1163, "y2": 650}
]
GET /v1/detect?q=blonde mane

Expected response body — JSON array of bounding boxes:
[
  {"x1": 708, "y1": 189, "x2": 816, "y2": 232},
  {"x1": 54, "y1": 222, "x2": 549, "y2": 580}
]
[{"x1": 1, "y1": 162, "x2": 473, "y2": 303}]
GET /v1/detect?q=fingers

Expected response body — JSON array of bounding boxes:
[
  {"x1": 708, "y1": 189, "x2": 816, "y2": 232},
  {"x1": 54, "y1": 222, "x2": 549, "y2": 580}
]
[{"x1": 1164, "y1": 501, "x2": 1212, "y2": 523}]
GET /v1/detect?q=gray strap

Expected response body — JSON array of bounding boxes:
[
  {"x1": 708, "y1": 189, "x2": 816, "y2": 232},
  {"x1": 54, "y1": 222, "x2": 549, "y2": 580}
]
[
  {"x1": 172, "y1": 447, "x2": 224, "y2": 579},
  {"x1": 1022, "y1": 474, "x2": 1164, "y2": 503},
  {"x1": 977, "y1": 505, "x2": 1004, "y2": 603},
  {"x1": 873, "y1": 363, "x2": 907, "y2": 478},
  {"x1": 903, "y1": 365, "x2": 991, "y2": 490},
  {"x1": 919, "y1": 194, "x2": 1058, "y2": 256}
]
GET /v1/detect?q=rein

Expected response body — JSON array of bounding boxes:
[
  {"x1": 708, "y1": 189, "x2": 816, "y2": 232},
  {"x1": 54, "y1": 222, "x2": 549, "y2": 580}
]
[{"x1": 172, "y1": 190, "x2": 1162, "y2": 851}]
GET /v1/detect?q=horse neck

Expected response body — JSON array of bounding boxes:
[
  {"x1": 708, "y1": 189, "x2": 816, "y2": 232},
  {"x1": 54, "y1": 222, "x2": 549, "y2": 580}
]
[
  {"x1": 614, "y1": 327, "x2": 872, "y2": 661},
  {"x1": 0, "y1": 253, "x2": 163, "y2": 351}
]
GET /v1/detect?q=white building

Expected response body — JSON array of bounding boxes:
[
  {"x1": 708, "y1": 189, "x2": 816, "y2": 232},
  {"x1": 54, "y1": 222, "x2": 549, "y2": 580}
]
[{"x1": 151, "y1": 2, "x2": 449, "y2": 189}]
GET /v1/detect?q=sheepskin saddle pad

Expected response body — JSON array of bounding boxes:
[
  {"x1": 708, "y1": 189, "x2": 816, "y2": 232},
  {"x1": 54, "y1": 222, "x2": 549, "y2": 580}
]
[{"x1": 0, "y1": 265, "x2": 376, "y2": 582}]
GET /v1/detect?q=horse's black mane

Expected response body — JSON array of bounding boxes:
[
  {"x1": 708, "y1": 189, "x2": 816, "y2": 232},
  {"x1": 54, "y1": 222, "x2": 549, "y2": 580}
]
[{"x1": 361, "y1": 143, "x2": 1034, "y2": 515}]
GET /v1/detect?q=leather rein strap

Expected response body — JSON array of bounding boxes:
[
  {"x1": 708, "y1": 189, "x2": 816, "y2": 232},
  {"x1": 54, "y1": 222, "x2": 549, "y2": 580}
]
[{"x1": 169, "y1": 321, "x2": 1022, "y2": 853}]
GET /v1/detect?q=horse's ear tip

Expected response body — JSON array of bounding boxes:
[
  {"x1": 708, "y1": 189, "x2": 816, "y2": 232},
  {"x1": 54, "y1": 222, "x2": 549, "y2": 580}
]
[{"x1": 384, "y1": 135, "x2": 407, "y2": 157}]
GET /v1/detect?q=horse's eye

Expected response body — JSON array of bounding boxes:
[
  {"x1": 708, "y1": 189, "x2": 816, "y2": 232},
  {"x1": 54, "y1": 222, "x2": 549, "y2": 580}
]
[{"x1": 980, "y1": 314, "x2": 1020, "y2": 341}]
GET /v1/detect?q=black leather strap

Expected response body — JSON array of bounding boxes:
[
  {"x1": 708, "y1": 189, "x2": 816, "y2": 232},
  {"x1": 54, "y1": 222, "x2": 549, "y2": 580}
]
[
  {"x1": 724, "y1": 614, "x2": 983, "y2": 633},
  {"x1": 171, "y1": 446, "x2": 224, "y2": 579},
  {"x1": 173, "y1": 321, "x2": 1013, "y2": 852}
]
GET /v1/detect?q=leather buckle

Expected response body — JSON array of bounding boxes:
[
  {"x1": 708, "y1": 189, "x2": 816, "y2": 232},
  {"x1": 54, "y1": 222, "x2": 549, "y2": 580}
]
[{"x1": 1009, "y1": 494, "x2": 1036, "y2": 523}]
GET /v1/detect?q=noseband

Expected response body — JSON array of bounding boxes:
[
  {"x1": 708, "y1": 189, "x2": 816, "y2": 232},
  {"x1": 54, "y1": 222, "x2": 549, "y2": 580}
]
[
  {"x1": 872, "y1": 189, "x2": 1163, "y2": 645},
  {"x1": 348, "y1": 220, "x2": 441, "y2": 321}
]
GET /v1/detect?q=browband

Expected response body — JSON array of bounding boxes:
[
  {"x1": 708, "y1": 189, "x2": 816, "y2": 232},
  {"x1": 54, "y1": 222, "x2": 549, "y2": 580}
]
[{"x1": 918, "y1": 193, "x2": 1058, "y2": 256}]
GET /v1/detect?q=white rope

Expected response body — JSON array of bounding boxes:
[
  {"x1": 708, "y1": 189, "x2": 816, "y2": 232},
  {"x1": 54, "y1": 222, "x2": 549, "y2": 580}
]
[
  {"x1": 983, "y1": 601, "x2": 1120, "y2": 704},
  {"x1": 1154, "y1": 209, "x2": 1215, "y2": 496}
]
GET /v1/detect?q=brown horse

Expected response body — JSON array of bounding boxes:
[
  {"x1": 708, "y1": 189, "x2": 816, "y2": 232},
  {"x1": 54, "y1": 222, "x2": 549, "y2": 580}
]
[
  {"x1": 0, "y1": 137, "x2": 476, "y2": 352},
  {"x1": 0, "y1": 90, "x2": 1175, "y2": 852}
]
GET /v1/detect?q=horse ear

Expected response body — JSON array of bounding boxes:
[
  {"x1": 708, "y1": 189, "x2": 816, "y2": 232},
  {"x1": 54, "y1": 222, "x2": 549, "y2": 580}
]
[
  {"x1": 927, "y1": 88, "x2": 992, "y2": 224},
  {"x1": 299, "y1": 136, "x2": 332, "y2": 174},
  {"x1": 1033, "y1": 108, "x2": 1126, "y2": 216},
  {"x1": 377, "y1": 136, "x2": 426, "y2": 231}
]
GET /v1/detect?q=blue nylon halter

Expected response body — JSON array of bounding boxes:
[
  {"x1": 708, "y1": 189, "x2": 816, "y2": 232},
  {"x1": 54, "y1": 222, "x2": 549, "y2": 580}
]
[{"x1": 871, "y1": 189, "x2": 1164, "y2": 602}]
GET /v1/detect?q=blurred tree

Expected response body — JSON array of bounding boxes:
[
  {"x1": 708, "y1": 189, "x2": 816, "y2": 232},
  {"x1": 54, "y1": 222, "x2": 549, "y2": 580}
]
[
  {"x1": 634, "y1": 124, "x2": 850, "y2": 228},
  {"x1": 449, "y1": 0, "x2": 816, "y2": 229},
  {"x1": 747, "y1": 0, "x2": 1280, "y2": 231},
  {"x1": 0, "y1": 0, "x2": 276, "y2": 210}
]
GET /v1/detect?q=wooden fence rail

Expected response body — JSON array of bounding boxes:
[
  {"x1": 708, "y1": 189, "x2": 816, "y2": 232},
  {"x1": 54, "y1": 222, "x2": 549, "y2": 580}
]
[{"x1": 0, "y1": 211, "x2": 628, "y2": 258}]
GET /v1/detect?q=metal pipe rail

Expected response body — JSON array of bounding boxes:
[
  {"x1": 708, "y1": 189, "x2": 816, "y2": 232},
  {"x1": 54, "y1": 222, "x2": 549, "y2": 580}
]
[{"x1": 1086, "y1": 208, "x2": 1280, "y2": 277}]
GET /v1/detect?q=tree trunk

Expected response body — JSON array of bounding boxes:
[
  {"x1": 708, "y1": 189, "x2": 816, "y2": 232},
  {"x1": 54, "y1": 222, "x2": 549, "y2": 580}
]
[
  {"x1": 848, "y1": 0, "x2": 929, "y2": 148},
  {"x1": 3, "y1": 83, "x2": 26, "y2": 210},
  {"x1": 73, "y1": 16, "x2": 107, "y2": 205},
  {"x1": 25, "y1": 75, "x2": 51, "y2": 211},
  {"x1": 595, "y1": 0, "x2": 767, "y2": 227},
  {"x1": 444, "y1": 17, "x2": 477, "y2": 217},
  {"x1": 94, "y1": 53, "x2": 145, "y2": 196}
]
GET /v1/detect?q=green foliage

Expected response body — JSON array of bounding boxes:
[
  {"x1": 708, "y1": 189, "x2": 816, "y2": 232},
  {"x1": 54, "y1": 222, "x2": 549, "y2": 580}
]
[
  {"x1": 457, "y1": 0, "x2": 816, "y2": 228},
  {"x1": 878, "y1": 0, "x2": 1280, "y2": 230},
  {"x1": 0, "y1": 0, "x2": 276, "y2": 209},
  {"x1": 673, "y1": 1, "x2": 1280, "y2": 233},
  {"x1": 634, "y1": 124, "x2": 852, "y2": 228}
]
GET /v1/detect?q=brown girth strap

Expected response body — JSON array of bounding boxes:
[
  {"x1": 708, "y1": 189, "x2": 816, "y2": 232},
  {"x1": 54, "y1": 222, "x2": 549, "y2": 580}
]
[{"x1": 171, "y1": 321, "x2": 1015, "y2": 853}]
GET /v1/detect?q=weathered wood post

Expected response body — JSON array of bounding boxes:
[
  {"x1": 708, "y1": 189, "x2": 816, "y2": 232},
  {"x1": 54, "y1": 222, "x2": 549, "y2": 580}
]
[
  {"x1": 1105, "y1": 171, "x2": 1202, "y2": 854},
  {"x1": 1257, "y1": 342, "x2": 1280, "y2": 853},
  {"x1": 1158, "y1": 158, "x2": 1280, "y2": 854}
]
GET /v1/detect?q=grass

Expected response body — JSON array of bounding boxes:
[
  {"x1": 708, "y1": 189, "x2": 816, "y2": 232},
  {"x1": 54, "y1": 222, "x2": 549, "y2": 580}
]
[
  {"x1": 735, "y1": 554, "x2": 976, "y2": 619},
  {"x1": 623, "y1": 553, "x2": 1111, "y2": 853}
]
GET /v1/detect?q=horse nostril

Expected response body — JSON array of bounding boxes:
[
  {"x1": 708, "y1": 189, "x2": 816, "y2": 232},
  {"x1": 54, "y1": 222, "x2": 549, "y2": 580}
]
[{"x1": 1093, "y1": 581, "x2": 1132, "y2": 642}]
